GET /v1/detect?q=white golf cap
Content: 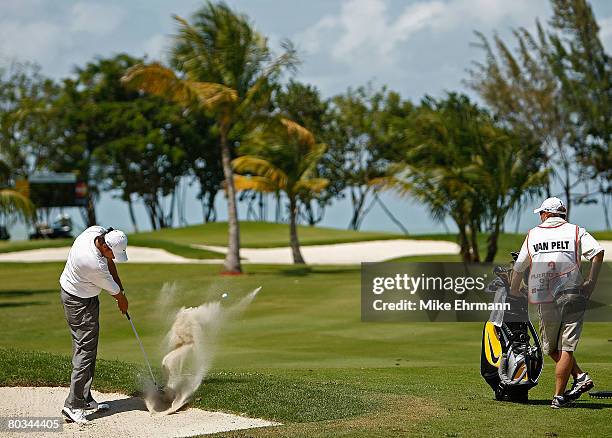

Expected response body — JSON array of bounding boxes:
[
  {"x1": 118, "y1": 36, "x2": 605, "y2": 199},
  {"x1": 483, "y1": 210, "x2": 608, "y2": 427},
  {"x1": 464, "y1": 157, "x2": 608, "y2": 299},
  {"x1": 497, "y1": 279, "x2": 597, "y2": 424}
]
[
  {"x1": 533, "y1": 197, "x2": 566, "y2": 214},
  {"x1": 105, "y1": 229, "x2": 128, "y2": 262}
]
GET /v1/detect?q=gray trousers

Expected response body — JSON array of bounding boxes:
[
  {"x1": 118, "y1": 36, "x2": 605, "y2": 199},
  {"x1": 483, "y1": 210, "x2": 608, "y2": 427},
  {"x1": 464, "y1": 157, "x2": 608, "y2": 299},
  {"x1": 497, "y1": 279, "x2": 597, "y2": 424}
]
[{"x1": 60, "y1": 288, "x2": 99, "y2": 409}]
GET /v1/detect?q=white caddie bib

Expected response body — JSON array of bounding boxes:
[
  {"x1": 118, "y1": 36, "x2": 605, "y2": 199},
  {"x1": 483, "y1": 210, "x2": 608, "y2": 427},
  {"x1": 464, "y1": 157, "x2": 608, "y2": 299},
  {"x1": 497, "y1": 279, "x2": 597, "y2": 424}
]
[{"x1": 526, "y1": 222, "x2": 581, "y2": 303}]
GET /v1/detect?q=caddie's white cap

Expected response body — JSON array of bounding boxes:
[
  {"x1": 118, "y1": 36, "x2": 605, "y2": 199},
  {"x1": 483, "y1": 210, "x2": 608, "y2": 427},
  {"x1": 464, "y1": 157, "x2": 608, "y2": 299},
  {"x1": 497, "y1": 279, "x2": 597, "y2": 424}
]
[
  {"x1": 533, "y1": 197, "x2": 566, "y2": 215},
  {"x1": 105, "y1": 229, "x2": 128, "y2": 262}
]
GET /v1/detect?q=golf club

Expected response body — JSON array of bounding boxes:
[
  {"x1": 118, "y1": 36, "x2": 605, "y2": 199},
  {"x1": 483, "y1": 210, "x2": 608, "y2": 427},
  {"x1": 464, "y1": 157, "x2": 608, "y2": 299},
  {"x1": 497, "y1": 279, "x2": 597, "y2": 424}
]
[{"x1": 126, "y1": 311, "x2": 163, "y2": 393}]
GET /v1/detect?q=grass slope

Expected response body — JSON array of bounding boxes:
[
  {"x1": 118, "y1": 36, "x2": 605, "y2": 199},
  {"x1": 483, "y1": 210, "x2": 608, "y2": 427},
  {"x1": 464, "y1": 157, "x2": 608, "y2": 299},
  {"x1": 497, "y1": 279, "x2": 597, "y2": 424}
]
[
  {"x1": 0, "y1": 262, "x2": 611, "y2": 436},
  {"x1": 130, "y1": 221, "x2": 404, "y2": 248}
]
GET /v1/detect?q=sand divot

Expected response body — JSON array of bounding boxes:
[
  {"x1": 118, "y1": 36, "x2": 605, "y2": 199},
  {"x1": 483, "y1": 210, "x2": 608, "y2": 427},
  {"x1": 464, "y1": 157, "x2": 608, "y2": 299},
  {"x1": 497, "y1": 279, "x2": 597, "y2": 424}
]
[{"x1": 0, "y1": 387, "x2": 279, "y2": 438}]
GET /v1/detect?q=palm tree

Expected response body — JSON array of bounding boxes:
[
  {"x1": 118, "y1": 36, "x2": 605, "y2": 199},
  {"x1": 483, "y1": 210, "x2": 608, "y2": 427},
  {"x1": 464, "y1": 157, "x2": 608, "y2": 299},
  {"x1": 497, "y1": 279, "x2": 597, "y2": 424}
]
[
  {"x1": 232, "y1": 119, "x2": 328, "y2": 264},
  {"x1": 0, "y1": 159, "x2": 35, "y2": 228},
  {"x1": 121, "y1": 2, "x2": 297, "y2": 273},
  {"x1": 376, "y1": 94, "x2": 547, "y2": 262}
]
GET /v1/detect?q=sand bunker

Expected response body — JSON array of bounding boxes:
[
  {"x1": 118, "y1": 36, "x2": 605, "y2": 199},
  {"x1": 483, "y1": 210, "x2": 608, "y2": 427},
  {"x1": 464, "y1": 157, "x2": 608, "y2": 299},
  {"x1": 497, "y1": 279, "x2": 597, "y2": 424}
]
[
  {"x1": 194, "y1": 239, "x2": 463, "y2": 264},
  {"x1": 0, "y1": 387, "x2": 278, "y2": 438},
  {"x1": 0, "y1": 246, "x2": 211, "y2": 263}
]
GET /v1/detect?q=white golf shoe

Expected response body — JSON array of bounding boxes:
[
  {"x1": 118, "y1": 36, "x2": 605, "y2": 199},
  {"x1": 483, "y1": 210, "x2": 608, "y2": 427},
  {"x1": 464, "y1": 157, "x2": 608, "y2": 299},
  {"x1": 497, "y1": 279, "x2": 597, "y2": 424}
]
[
  {"x1": 85, "y1": 401, "x2": 110, "y2": 411},
  {"x1": 62, "y1": 407, "x2": 90, "y2": 424}
]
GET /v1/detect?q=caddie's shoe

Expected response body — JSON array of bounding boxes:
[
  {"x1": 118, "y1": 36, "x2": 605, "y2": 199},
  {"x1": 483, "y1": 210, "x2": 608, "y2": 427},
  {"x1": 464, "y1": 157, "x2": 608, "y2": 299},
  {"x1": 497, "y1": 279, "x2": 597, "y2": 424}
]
[
  {"x1": 565, "y1": 373, "x2": 594, "y2": 400},
  {"x1": 551, "y1": 395, "x2": 573, "y2": 409},
  {"x1": 61, "y1": 407, "x2": 90, "y2": 424},
  {"x1": 85, "y1": 401, "x2": 110, "y2": 411}
]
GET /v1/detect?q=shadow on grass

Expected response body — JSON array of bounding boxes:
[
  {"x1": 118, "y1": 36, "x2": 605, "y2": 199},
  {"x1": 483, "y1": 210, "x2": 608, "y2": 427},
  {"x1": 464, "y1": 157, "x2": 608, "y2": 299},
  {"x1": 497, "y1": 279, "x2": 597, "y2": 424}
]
[
  {"x1": 0, "y1": 289, "x2": 57, "y2": 297},
  {"x1": 279, "y1": 266, "x2": 313, "y2": 276},
  {"x1": 528, "y1": 399, "x2": 612, "y2": 409},
  {"x1": 0, "y1": 301, "x2": 48, "y2": 308},
  {"x1": 88, "y1": 396, "x2": 148, "y2": 420},
  {"x1": 278, "y1": 266, "x2": 359, "y2": 277}
]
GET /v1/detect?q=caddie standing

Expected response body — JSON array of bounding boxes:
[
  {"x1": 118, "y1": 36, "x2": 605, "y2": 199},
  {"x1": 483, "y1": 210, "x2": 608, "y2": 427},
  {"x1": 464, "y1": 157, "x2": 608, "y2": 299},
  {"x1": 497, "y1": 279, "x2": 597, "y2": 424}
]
[
  {"x1": 510, "y1": 197, "x2": 604, "y2": 408},
  {"x1": 59, "y1": 226, "x2": 129, "y2": 424}
]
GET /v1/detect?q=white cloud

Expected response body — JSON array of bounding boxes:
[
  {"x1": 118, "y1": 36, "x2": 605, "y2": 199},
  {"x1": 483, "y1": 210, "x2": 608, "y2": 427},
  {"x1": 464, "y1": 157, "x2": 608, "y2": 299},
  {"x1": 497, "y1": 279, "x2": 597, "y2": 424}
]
[
  {"x1": 297, "y1": 0, "x2": 545, "y2": 68},
  {"x1": 330, "y1": 0, "x2": 446, "y2": 61},
  {"x1": 70, "y1": 2, "x2": 126, "y2": 36},
  {"x1": 0, "y1": 20, "x2": 66, "y2": 64},
  {"x1": 599, "y1": 15, "x2": 612, "y2": 50},
  {"x1": 143, "y1": 34, "x2": 167, "y2": 60}
]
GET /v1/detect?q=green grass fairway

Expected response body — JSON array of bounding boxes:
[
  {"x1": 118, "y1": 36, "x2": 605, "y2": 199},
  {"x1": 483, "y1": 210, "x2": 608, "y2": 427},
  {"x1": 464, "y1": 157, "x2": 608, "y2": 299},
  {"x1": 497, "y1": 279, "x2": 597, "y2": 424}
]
[{"x1": 0, "y1": 261, "x2": 610, "y2": 436}]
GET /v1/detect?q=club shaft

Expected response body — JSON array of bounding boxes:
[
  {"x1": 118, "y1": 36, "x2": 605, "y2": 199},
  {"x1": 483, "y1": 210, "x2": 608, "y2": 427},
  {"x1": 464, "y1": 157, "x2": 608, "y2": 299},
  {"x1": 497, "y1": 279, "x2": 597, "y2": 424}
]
[{"x1": 127, "y1": 315, "x2": 157, "y2": 386}]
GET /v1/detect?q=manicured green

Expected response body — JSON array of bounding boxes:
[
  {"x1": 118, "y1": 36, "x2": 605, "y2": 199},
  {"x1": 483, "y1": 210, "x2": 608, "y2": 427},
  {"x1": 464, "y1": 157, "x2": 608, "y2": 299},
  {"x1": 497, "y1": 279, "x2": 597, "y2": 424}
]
[
  {"x1": 0, "y1": 261, "x2": 610, "y2": 436},
  {"x1": 593, "y1": 230, "x2": 612, "y2": 240},
  {"x1": 0, "y1": 239, "x2": 73, "y2": 253},
  {"x1": 130, "y1": 221, "x2": 405, "y2": 248}
]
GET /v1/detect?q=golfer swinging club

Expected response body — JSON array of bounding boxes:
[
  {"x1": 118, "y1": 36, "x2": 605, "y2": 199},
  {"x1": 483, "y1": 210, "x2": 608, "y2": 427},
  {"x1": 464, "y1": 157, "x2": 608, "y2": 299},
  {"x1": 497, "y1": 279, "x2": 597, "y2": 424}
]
[
  {"x1": 510, "y1": 197, "x2": 604, "y2": 408},
  {"x1": 59, "y1": 226, "x2": 129, "y2": 424}
]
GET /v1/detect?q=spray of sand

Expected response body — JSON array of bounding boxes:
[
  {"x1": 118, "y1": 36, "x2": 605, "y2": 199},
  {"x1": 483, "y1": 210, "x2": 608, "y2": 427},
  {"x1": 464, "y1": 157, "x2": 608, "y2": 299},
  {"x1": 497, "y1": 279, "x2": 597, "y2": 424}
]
[{"x1": 144, "y1": 286, "x2": 261, "y2": 415}]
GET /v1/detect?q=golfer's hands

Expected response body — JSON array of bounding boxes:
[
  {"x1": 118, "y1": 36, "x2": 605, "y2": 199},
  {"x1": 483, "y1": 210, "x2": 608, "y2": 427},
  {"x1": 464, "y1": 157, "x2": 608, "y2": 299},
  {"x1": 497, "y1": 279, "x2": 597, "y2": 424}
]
[
  {"x1": 115, "y1": 292, "x2": 129, "y2": 314},
  {"x1": 582, "y1": 279, "x2": 596, "y2": 298}
]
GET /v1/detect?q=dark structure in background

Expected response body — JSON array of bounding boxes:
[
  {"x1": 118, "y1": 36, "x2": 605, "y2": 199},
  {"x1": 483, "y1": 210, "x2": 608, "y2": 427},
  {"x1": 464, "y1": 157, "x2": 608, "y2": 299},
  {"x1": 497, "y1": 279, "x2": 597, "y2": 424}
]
[{"x1": 17, "y1": 172, "x2": 87, "y2": 239}]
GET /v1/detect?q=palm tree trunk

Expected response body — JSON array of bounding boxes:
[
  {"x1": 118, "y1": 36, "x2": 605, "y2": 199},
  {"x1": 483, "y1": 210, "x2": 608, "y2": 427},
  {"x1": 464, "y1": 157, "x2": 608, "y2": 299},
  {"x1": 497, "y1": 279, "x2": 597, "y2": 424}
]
[
  {"x1": 275, "y1": 192, "x2": 281, "y2": 222},
  {"x1": 202, "y1": 190, "x2": 217, "y2": 223},
  {"x1": 349, "y1": 186, "x2": 370, "y2": 230},
  {"x1": 601, "y1": 187, "x2": 611, "y2": 229},
  {"x1": 288, "y1": 196, "x2": 305, "y2": 264},
  {"x1": 485, "y1": 216, "x2": 502, "y2": 263},
  {"x1": 457, "y1": 224, "x2": 470, "y2": 263},
  {"x1": 469, "y1": 220, "x2": 480, "y2": 263},
  {"x1": 85, "y1": 192, "x2": 97, "y2": 227},
  {"x1": 563, "y1": 160, "x2": 571, "y2": 221},
  {"x1": 220, "y1": 128, "x2": 242, "y2": 273},
  {"x1": 126, "y1": 195, "x2": 139, "y2": 233}
]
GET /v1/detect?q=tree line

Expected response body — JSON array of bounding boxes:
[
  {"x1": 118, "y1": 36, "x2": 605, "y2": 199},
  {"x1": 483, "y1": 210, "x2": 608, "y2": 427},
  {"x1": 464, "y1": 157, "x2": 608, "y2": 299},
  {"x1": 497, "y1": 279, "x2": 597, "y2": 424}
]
[{"x1": 0, "y1": 0, "x2": 609, "y2": 270}]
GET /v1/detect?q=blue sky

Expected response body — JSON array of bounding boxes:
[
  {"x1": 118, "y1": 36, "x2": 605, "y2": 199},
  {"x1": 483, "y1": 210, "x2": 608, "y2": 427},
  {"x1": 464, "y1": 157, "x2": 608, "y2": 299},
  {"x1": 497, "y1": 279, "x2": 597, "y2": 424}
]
[{"x1": 2, "y1": 0, "x2": 611, "y2": 236}]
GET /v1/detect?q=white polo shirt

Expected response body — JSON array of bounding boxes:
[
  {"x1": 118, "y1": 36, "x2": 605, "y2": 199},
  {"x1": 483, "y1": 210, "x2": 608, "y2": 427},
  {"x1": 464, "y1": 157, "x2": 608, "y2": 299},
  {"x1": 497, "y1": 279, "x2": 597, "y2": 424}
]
[{"x1": 60, "y1": 226, "x2": 121, "y2": 298}]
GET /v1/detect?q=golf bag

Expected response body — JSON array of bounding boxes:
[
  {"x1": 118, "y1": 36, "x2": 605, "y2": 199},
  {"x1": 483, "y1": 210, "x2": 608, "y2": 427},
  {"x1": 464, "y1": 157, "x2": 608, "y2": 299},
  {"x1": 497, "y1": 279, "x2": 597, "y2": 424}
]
[{"x1": 480, "y1": 255, "x2": 543, "y2": 402}]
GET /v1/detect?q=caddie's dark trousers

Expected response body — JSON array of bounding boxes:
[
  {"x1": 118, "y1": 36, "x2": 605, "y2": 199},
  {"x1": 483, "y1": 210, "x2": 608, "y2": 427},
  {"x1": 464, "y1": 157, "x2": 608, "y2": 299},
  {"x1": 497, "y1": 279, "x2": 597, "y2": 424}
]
[{"x1": 60, "y1": 288, "x2": 99, "y2": 409}]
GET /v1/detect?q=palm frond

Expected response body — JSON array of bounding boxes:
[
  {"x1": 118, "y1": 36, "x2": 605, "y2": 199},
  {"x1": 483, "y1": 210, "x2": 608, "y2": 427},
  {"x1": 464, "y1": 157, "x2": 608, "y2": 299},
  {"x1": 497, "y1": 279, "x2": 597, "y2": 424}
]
[
  {"x1": 295, "y1": 178, "x2": 329, "y2": 194},
  {"x1": 233, "y1": 175, "x2": 277, "y2": 193},
  {"x1": 369, "y1": 175, "x2": 414, "y2": 196},
  {"x1": 0, "y1": 189, "x2": 35, "y2": 221},
  {"x1": 189, "y1": 81, "x2": 238, "y2": 107},
  {"x1": 280, "y1": 118, "x2": 315, "y2": 146},
  {"x1": 299, "y1": 143, "x2": 327, "y2": 179},
  {"x1": 232, "y1": 156, "x2": 288, "y2": 188},
  {"x1": 122, "y1": 63, "x2": 192, "y2": 105},
  {"x1": 122, "y1": 63, "x2": 238, "y2": 109}
]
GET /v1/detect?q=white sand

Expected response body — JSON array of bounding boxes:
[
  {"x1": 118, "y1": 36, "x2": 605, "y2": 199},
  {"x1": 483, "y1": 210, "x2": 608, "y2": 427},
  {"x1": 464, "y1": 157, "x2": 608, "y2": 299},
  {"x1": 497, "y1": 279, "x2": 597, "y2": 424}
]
[
  {"x1": 195, "y1": 239, "x2": 461, "y2": 264},
  {"x1": 0, "y1": 246, "x2": 214, "y2": 264},
  {"x1": 0, "y1": 387, "x2": 278, "y2": 438}
]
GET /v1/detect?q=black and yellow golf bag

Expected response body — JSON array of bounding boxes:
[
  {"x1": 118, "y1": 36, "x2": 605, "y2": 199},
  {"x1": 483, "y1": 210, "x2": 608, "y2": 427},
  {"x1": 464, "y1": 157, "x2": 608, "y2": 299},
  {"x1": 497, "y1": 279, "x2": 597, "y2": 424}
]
[{"x1": 480, "y1": 256, "x2": 543, "y2": 402}]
